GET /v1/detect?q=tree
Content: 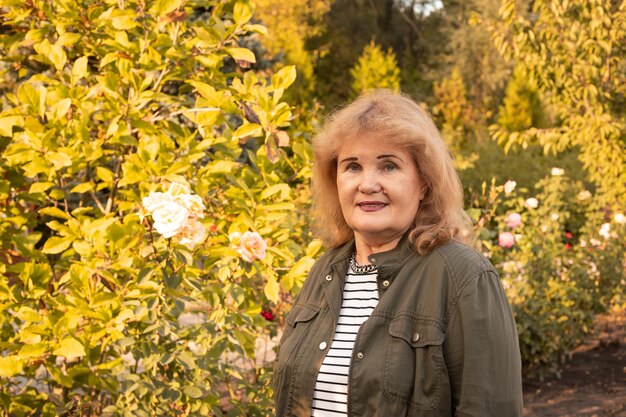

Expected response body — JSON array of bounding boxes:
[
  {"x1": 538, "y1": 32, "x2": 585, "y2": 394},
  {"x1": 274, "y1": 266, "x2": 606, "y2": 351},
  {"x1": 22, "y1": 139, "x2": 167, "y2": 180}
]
[
  {"x1": 432, "y1": 67, "x2": 479, "y2": 169},
  {"x1": 491, "y1": 0, "x2": 626, "y2": 207},
  {"x1": 349, "y1": 40, "x2": 401, "y2": 96},
  {"x1": 496, "y1": 64, "x2": 547, "y2": 144},
  {"x1": 0, "y1": 0, "x2": 315, "y2": 414}
]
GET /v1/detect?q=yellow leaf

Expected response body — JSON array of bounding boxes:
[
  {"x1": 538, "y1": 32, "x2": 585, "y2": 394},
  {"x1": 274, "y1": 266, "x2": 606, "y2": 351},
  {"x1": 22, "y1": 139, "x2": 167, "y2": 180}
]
[
  {"x1": 70, "y1": 182, "x2": 94, "y2": 194},
  {"x1": 226, "y1": 47, "x2": 256, "y2": 63},
  {"x1": 29, "y1": 181, "x2": 54, "y2": 194},
  {"x1": 39, "y1": 206, "x2": 70, "y2": 220},
  {"x1": 233, "y1": 2, "x2": 253, "y2": 25},
  {"x1": 42, "y1": 235, "x2": 74, "y2": 254},
  {"x1": 264, "y1": 275, "x2": 280, "y2": 303},
  {"x1": 47, "y1": 151, "x2": 73, "y2": 169},
  {"x1": 0, "y1": 116, "x2": 23, "y2": 137},
  {"x1": 53, "y1": 337, "x2": 86, "y2": 360},
  {"x1": 72, "y1": 56, "x2": 89, "y2": 81},
  {"x1": 0, "y1": 356, "x2": 24, "y2": 377},
  {"x1": 232, "y1": 123, "x2": 262, "y2": 139}
]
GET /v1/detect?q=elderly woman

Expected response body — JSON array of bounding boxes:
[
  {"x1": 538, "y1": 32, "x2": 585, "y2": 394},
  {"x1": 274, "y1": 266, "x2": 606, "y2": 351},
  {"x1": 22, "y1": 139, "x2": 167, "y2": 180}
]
[{"x1": 273, "y1": 90, "x2": 523, "y2": 417}]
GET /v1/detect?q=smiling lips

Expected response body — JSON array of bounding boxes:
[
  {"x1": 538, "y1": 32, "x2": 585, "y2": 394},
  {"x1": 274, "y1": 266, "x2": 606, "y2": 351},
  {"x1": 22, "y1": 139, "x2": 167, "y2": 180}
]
[{"x1": 357, "y1": 201, "x2": 388, "y2": 212}]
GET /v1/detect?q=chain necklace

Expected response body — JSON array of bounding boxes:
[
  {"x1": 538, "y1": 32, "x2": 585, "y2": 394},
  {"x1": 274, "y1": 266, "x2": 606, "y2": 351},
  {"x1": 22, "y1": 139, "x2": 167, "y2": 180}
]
[{"x1": 349, "y1": 253, "x2": 378, "y2": 274}]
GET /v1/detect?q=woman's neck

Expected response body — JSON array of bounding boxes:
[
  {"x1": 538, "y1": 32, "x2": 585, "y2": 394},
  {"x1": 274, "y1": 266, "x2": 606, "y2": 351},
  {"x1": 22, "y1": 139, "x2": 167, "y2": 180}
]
[{"x1": 353, "y1": 234, "x2": 402, "y2": 264}]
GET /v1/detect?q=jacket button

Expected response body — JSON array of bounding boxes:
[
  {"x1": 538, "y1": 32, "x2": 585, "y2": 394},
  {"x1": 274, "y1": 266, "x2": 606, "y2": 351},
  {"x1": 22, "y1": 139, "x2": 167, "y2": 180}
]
[
  {"x1": 412, "y1": 332, "x2": 420, "y2": 342},
  {"x1": 319, "y1": 341, "x2": 327, "y2": 350},
  {"x1": 370, "y1": 257, "x2": 377, "y2": 263},
  {"x1": 382, "y1": 280, "x2": 390, "y2": 287},
  {"x1": 357, "y1": 352, "x2": 364, "y2": 359},
  {"x1": 325, "y1": 275, "x2": 332, "y2": 282}
]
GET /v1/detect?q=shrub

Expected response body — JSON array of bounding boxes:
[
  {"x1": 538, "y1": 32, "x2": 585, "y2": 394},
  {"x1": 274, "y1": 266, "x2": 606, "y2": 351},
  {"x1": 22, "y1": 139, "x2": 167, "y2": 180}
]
[
  {"x1": 469, "y1": 173, "x2": 626, "y2": 379},
  {"x1": 0, "y1": 0, "x2": 315, "y2": 415}
]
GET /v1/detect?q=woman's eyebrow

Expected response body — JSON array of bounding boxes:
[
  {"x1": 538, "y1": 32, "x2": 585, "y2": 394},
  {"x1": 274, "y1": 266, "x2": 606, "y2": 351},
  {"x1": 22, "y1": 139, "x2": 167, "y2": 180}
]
[
  {"x1": 338, "y1": 157, "x2": 358, "y2": 164},
  {"x1": 377, "y1": 154, "x2": 402, "y2": 161}
]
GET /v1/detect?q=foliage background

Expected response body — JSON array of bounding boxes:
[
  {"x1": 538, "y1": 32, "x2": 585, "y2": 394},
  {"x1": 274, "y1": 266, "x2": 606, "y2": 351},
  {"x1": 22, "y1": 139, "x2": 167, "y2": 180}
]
[{"x1": 0, "y1": 0, "x2": 624, "y2": 415}]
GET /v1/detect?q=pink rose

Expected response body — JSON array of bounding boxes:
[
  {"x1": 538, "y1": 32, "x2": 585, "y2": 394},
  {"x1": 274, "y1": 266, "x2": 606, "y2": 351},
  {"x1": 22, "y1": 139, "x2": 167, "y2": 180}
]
[
  {"x1": 505, "y1": 212, "x2": 522, "y2": 229},
  {"x1": 230, "y1": 231, "x2": 267, "y2": 262},
  {"x1": 498, "y1": 232, "x2": 516, "y2": 248}
]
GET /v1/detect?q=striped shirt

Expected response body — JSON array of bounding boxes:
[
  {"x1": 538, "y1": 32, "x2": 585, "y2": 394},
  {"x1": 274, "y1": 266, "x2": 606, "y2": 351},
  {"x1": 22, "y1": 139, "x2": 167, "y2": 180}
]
[{"x1": 310, "y1": 264, "x2": 379, "y2": 417}]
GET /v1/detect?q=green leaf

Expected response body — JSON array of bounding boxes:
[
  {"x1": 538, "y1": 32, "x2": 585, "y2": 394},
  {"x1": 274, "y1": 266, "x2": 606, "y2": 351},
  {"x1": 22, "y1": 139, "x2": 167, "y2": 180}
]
[
  {"x1": 183, "y1": 386, "x2": 203, "y2": 399},
  {"x1": 53, "y1": 337, "x2": 86, "y2": 359},
  {"x1": 72, "y1": 56, "x2": 89, "y2": 81},
  {"x1": 0, "y1": 356, "x2": 24, "y2": 377},
  {"x1": 226, "y1": 47, "x2": 256, "y2": 63},
  {"x1": 42, "y1": 235, "x2": 74, "y2": 254}
]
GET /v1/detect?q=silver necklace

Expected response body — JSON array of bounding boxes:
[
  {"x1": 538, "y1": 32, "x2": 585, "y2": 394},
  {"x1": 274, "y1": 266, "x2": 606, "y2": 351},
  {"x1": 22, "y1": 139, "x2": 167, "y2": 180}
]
[{"x1": 349, "y1": 253, "x2": 377, "y2": 274}]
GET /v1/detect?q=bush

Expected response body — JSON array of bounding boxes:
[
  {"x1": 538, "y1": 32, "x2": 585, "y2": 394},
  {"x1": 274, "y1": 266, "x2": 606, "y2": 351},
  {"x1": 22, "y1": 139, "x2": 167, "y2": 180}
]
[
  {"x1": 469, "y1": 173, "x2": 626, "y2": 379},
  {"x1": 0, "y1": 0, "x2": 315, "y2": 415}
]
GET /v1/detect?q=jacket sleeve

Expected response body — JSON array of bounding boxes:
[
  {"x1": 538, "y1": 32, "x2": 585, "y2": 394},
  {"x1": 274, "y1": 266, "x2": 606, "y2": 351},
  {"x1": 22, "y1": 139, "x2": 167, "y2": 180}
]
[{"x1": 444, "y1": 270, "x2": 524, "y2": 417}]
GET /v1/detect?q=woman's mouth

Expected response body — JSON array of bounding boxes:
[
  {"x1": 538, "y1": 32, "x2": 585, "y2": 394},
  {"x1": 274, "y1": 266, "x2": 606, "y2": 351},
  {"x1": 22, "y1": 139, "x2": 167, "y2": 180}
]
[{"x1": 357, "y1": 201, "x2": 388, "y2": 212}]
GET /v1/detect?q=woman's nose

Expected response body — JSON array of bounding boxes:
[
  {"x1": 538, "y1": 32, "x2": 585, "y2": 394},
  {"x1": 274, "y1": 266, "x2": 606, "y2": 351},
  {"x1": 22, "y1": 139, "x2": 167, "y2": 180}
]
[{"x1": 358, "y1": 169, "x2": 383, "y2": 194}]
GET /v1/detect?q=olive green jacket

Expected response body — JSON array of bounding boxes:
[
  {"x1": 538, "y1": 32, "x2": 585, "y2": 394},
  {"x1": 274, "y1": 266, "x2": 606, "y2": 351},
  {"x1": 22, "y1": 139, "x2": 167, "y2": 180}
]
[{"x1": 273, "y1": 236, "x2": 523, "y2": 416}]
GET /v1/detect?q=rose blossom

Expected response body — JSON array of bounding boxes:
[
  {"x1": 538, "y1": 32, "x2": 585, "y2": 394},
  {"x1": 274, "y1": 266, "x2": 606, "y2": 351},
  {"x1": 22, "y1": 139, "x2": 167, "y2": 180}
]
[
  {"x1": 524, "y1": 198, "x2": 539, "y2": 209},
  {"x1": 142, "y1": 192, "x2": 169, "y2": 213},
  {"x1": 551, "y1": 167, "x2": 564, "y2": 176},
  {"x1": 177, "y1": 194, "x2": 206, "y2": 218},
  {"x1": 151, "y1": 202, "x2": 190, "y2": 238},
  {"x1": 498, "y1": 232, "x2": 516, "y2": 248},
  {"x1": 599, "y1": 223, "x2": 611, "y2": 239},
  {"x1": 577, "y1": 190, "x2": 592, "y2": 201},
  {"x1": 504, "y1": 180, "x2": 516, "y2": 195},
  {"x1": 231, "y1": 231, "x2": 267, "y2": 262},
  {"x1": 179, "y1": 218, "x2": 207, "y2": 249},
  {"x1": 505, "y1": 212, "x2": 522, "y2": 229},
  {"x1": 615, "y1": 213, "x2": 626, "y2": 224}
]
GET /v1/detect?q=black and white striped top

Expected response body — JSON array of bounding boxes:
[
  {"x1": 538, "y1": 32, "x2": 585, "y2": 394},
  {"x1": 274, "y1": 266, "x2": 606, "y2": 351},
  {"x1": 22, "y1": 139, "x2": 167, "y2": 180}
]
[{"x1": 310, "y1": 264, "x2": 379, "y2": 416}]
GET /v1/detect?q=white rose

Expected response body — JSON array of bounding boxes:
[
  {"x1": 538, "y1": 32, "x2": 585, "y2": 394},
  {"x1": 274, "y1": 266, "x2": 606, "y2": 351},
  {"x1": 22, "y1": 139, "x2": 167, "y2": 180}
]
[
  {"x1": 142, "y1": 192, "x2": 170, "y2": 214},
  {"x1": 614, "y1": 213, "x2": 626, "y2": 224},
  {"x1": 551, "y1": 213, "x2": 559, "y2": 221},
  {"x1": 577, "y1": 190, "x2": 592, "y2": 201},
  {"x1": 551, "y1": 167, "x2": 565, "y2": 176},
  {"x1": 599, "y1": 223, "x2": 611, "y2": 239},
  {"x1": 524, "y1": 198, "x2": 539, "y2": 209},
  {"x1": 152, "y1": 202, "x2": 190, "y2": 238},
  {"x1": 504, "y1": 180, "x2": 516, "y2": 195},
  {"x1": 177, "y1": 194, "x2": 206, "y2": 218}
]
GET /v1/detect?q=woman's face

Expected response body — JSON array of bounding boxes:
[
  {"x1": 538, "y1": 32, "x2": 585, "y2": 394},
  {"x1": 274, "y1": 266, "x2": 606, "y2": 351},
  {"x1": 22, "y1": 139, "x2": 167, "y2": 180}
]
[{"x1": 336, "y1": 135, "x2": 425, "y2": 248}]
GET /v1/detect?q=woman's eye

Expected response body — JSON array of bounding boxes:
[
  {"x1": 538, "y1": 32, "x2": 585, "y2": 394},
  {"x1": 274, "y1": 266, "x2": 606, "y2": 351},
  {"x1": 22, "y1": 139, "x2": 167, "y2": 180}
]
[
  {"x1": 382, "y1": 162, "x2": 397, "y2": 172},
  {"x1": 346, "y1": 163, "x2": 361, "y2": 172}
]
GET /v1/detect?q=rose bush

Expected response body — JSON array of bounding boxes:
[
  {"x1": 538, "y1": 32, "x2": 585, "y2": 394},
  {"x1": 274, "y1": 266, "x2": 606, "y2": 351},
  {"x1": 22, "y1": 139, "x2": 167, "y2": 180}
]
[
  {"x1": 469, "y1": 173, "x2": 626, "y2": 378},
  {"x1": 0, "y1": 1, "x2": 318, "y2": 415}
]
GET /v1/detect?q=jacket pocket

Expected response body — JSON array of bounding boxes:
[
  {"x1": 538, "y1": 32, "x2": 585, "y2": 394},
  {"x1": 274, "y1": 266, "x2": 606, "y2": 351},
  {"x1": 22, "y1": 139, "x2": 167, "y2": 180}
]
[
  {"x1": 274, "y1": 303, "x2": 321, "y2": 374},
  {"x1": 383, "y1": 316, "x2": 445, "y2": 410}
]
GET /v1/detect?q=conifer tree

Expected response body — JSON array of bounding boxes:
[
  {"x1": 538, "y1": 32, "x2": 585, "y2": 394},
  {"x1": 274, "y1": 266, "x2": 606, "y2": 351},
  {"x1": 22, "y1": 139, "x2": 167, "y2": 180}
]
[{"x1": 349, "y1": 40, "x2": 401, "y2": 97}]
